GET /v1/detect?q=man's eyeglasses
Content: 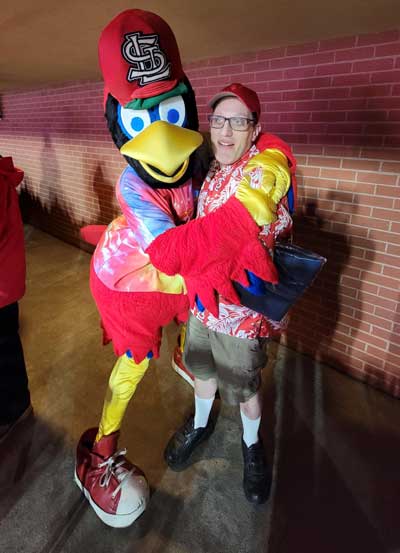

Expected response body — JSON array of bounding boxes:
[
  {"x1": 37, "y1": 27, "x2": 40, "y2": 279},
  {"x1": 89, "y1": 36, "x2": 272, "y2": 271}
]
[{"x1": 208, "y1": 115, "x2": 255, "y2": 131}]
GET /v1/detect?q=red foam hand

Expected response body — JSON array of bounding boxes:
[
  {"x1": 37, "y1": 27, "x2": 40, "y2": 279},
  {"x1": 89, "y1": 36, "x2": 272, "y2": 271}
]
[{"x1": 146, "y1": 196, "x2": 278, "y2": 316}]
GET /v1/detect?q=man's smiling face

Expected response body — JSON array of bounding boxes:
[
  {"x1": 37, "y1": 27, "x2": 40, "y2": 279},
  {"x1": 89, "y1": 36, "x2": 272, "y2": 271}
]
[{"x1": 210, "y1": 97, "x2": 260, "y2": 167}]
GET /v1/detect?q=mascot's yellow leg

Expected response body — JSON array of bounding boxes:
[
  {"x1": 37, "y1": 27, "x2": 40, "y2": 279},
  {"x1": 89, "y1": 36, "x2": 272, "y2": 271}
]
[
  {"x1": 178, "y1": 324, "x2": 186, "y2": 353},
  {"x1": 96, "y1": 354, "x2": 150, "y2": 442}
]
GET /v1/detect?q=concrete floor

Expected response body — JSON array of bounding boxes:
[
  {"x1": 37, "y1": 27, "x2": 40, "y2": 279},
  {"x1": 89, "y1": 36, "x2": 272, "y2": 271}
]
[{"x1": 1, "y1": 226, "x2": 399, "y2": 553}]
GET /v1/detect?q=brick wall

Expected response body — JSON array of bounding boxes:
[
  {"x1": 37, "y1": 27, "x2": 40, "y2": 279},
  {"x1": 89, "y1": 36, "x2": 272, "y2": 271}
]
[{"x1": 0, "y1": 29, "x2": 399, "y2": 396}]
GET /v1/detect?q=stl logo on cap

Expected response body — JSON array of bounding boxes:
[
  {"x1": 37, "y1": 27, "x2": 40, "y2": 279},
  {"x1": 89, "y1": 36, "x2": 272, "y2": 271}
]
[
  {"x1": 122, "y1": 32, "x2": 171, "y2": 85},
  {"x1": 99, "y1": 9, "x2": 185, "y2": 107}
]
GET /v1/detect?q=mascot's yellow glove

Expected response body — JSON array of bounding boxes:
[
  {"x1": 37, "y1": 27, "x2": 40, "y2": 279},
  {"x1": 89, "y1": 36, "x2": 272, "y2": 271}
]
[
  {"x1": 235, "y1": 149, "x2": 291, "y2": 225},
  {"x1": 157, "y1": 271, "x2": 187, "y2": 294}
]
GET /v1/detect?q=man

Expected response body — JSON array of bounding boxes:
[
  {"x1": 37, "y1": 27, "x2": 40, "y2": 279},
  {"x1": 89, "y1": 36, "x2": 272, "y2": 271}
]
[
  {"x1": 0, "y1": 155, "x2": 32, "y2": 444},
  {"x1": 164, "y1": 83, "x2": 296, "y2": 504}
]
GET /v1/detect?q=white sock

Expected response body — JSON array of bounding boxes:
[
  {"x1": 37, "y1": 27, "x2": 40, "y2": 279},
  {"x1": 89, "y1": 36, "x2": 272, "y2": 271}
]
[
  {"x1": 194, "y1": 394, "x2": 214, "y2": 429},
  {"x1": 240, "y1": 410, "x2": 261, "y2": 447}
]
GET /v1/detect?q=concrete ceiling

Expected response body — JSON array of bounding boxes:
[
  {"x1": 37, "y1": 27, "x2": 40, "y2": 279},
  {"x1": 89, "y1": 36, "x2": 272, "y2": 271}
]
[{"x1": 1, "y1": 0, "x2": 400, "y2": 91}]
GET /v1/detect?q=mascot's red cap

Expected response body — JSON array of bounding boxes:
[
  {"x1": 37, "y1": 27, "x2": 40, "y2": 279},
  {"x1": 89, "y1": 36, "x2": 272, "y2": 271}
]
[
  {"x1": 208, "y1": 83, "x2": 261, "y2": 122},
  {"x1": 99, "y1": 9, "x2": 185, "y2": 107}
]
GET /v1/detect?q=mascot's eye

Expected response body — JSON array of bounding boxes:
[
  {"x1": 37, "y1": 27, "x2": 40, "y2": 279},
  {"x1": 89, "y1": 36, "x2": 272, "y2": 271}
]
[
  {"x1": 158, "y1": 95, "x2": 186, "y2": 127},
  {"x1": 118, "y1": 105, "x2": 152, "y2": 139}
]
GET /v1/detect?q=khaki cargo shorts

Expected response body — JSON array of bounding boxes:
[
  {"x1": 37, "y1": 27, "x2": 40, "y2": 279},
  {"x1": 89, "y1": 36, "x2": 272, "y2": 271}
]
[{"x1": 183, "y1": 314, "x2": 268, "y2": 405}]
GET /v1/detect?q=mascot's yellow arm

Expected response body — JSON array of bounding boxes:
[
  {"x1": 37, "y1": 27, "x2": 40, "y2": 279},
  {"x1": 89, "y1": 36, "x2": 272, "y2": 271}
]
[{"x1": 235, "y1": 148, "x2": 291, "y2": 226}]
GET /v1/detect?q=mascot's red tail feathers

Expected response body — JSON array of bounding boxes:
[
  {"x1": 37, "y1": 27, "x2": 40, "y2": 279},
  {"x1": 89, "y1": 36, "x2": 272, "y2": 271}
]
[{"x1": 80, "y1": 225, "x2": 107, "y2": 246}]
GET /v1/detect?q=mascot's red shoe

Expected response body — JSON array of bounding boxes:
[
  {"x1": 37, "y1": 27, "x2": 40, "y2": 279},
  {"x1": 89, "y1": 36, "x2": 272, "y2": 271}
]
[{"x1": 74, "y1": 428, "x2": 149, "y2": 527}]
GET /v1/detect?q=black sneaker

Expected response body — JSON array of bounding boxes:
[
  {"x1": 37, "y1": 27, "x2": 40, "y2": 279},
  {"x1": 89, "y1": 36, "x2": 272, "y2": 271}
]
[
  {"x1": 164, "y1": 415, "x2": 215, "y2": 470},
  {"x1": 242, "y1": 438, "x2": 271, "y2": 504}
]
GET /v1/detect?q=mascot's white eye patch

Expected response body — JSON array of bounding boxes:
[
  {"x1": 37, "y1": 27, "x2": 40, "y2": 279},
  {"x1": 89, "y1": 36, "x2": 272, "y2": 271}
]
[
  {"x1": 158, "y1": 95, "x2": 186, "y2": 127},
  {"x1": 118, "y1": 105, "x2": 152, "y2": 139}
]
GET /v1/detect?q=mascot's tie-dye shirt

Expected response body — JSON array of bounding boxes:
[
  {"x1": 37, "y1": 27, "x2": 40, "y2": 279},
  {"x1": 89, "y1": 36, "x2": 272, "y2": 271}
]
[
  {"x1": 93, "y1": 166, "x2": 194, "y2": 293},
  {"x1": 192, "y1": 145, "x2": 293, "y2": 339}
]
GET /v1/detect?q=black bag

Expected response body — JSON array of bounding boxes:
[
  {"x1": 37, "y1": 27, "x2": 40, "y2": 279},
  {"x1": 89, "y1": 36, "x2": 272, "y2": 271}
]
[{"x1": 234, "y1": 243, "x2": 327, "y2": 322}]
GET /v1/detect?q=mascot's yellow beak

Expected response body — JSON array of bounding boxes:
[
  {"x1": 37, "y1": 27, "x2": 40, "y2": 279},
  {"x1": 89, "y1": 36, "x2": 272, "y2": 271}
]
[{"x1": 120, "y1": 121, "x2": 203, "y2": 184}]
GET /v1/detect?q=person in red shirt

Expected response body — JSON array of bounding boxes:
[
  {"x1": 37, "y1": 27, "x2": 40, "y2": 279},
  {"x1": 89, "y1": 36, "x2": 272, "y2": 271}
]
[
  {"x1": 0, "y1": 155, "x2": 32, "y2": 443},
  {"x1": 163, "y1": 84, "x2": 296, "y2": 504}
]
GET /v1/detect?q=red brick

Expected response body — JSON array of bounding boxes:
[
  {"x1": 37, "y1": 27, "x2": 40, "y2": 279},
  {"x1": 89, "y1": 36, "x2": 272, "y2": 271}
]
[
  {"x1": 382, "y1": 265, "x2": 400, "y2": 279},
  {"x1": 354, "y1": 59, "x2": 395, "y2": 73},
  {"x1": 371, "y1": 326, "x2": 394, "y2": 342},
  {"x1": 351, "y1": 328, "x2": 388, "y2": 350},
  {"x1": 319, "y1": 36, "x2": 356, "y2": 51},
  {"x1": 357, "y1": 194, "x2": 394, "y2": 209},
  {"x1": 295, "y1": 99, "x2": 329, "y2": 110},
  {"x1": 386, "y1": 244, "x2": 400, "y2": 256},
  {"x1": 330, "y1": 339, "x2": 349, "y2": 353},
  {"x1": 308, "y1": 156, "x2": 341, "y2": 168},
  {"x1": 320, "y1": 168, "x2": 356, "y2": 180},
  {"x1": 376, "y1": 42, "x2": 400, "y2": 56},
  {"x1": 282, "y1": 89, "x2": 313, "y2": 101},
  {"x1": 266, "y1": 123, "x2": 295, "y2": 134},
  {"x1": 336, "y1": 47, "x2": 376, "y2": 63},
  {"x1": 225, "y1": 72, "x2": 256, "y2": 84},
  {"x1": 350, "y1": 84, "x2": 391, "y2": 97},
  {"x1": 361, "y1": 271, "x2": 399, "y2": 290},
  {"x1": 314, "y1": 87, "x2": 349, "y2": 99},
  {"x1": 258, "y1": 91, "x2": 283, "y2": 102},
  {"x1": 388, "y1": 343, "x2": 400, "y2": 357},
  {"x1": 262, "y1": 112, "x2": 279, "y2": 123},
  {"x1": 374, "y1": 306, "x2": 395, "y2": 321},
  {"x1": 265, "y1": 101, "x2": 296, "y2": 112},
  {"x1": 300, "y1": 52, "x2": 335, "y2": 66},
  {"x1": 332, "y1": 74, "x2": 370, "y2": 86},
  {"x1": 298, "y1": 166, "x2": 320, "y2": 177},
  {"x1": 257, "y1": 47, "x2": 287, "y2": 60},
  {"x1": 347, "y1": 110, "x2": 388, "y2": 122},
  {"x1": 342, "y1": 159, "x2": 380, "y2": 171},
  {"x1": 366, "y1": 122, "x2": 400, "y2": 134},
  {"x1": 357, "y1": 30, "x2": 400, "y2": 46},
  {"x1": 312, "y1": 111, "x2": 347, "y2": 122},
  {"x1": 385, "y1": 135, "x2": 400, "y2": 146},
  {"x1": 351, "y1": 214, "x2": 390, "y2": 230},
  {"x1": 360, "y1": 147, "x2": 400, "y2": 161},
  {"x1": 316, "y1": 63, "x2": 352, "y2": 76},
  {"x1": 255, "y1": 69, "x2": 284, "y2": 82},
  {"x1": 280, "y1": 112, "x2": 312, "y2": 122},
  {"x1": 270, "y1": 57, "x2": 300, "y2": 69},
  {"x1": 324, "y1": 145, "x2": 361, "y2": 157},
  {"x1": 293, "y1": 122, "x2": 328, "y2": 134},
  {"x1": 219, "y1": 63, "x2": 244, "y2": 75},
  {"x1": 278, "y1": 133, "x2": 308, "y2": 143},
  {"x1": 372, "y1": 207, "x2": 398, "y2": 221},
  {"x1": 283, "y1": 66, "x2": 316, "y2": 80},
  {"x1": 293, "y1": 145, "x2": 324, "y2": 155},
  {"x1": 231, "y1": 52, "x2": 258, "y2": 64},
  {"x1": 298, "y1": 77, "x2": 331, "y2": 89},
  {"x1": 368, "y1": 229, "x2": 399, "y2": 245},
  {"x1": 330, "y1": 98, "x2": 368, "y2": 110},
  {"x1": 267, "y1": 80, "x2": 300, "y2": 91},
  {"x1": 371, "y1": 70, "x2": 400, "y2": 84},
  {"x1": 360, "y1": 313, "x2": 394, "y2": 331},
  {"x1": 356, "y1": 172, "x2": 397, "y2": 185},
  {"x1": 359, "y1": 292, "x2": 397, "y2": 312},
  {"x1": 368, "y1": 98, "x2": 400, "y2": 110},
  {"x1": 388, "y1": 110, "x2": 400, "y2": 120}
]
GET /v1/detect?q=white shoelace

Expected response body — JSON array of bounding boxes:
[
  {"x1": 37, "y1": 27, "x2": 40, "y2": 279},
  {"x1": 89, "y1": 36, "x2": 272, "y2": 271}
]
[{"x1": 98, "y1": 448, "x2": 134, "y2": 499}]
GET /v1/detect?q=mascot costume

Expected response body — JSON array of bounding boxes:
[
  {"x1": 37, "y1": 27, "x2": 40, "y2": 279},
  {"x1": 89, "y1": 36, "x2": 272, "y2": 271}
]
[{"x1": 75, "y1": 9, "x2": 296, "y2": 528}]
